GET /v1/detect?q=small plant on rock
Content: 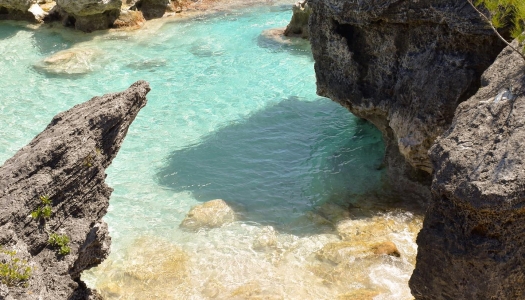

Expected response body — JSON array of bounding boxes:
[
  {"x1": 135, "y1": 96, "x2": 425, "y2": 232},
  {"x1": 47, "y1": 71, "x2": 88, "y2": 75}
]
[
  {"x1": 31, "y1": 195, "x2": 52, "y2": 220},
  {"x1": 0, "y1": 247, "x2": 32, "y2": 287},
  {"x1": 48, "y1": 233, "x2": 71, "y2": 256}
]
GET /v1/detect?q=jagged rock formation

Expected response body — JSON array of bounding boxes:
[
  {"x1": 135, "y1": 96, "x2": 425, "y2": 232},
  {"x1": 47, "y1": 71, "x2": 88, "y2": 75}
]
[
  {"x1": 283, "y1": 0, "x2": 311, "y2": 39},
  {"x1": 410, "y1": 41, "x2": 525, "y2": 299},
  {"x1": 308, "y1": 0, "x2": 505, "y2": 198},
  {"x1": 0, "y1": 81, "x2": 150, "y2": 299},
  {"x1": 55, "y1": 0, "x2": 122, "y2": 32}
]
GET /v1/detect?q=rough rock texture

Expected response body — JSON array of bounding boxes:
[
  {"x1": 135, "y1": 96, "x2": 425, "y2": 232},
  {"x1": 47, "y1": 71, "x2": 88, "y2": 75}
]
[
  {"x1": 0, "y1": 81, "x2": 150, "y2": 299},
  {"x1": 308, "y1": 0, "x2": 505, "y2": 198},
  {"x1": 283, "y1": 0, "x2": 311, "y2": 39},
  {"x1": 0, "y1": 0, "x2": 47, "y2": 22},
  {"x1": 410, "y1": 41, "x2": 525, "y2": 299},
  {"x1": 131, "y1": 0, "x2": 186, "y2": 20},
  {"x1": 55, "y1": 0, "x2": 122, "y2": 32},
  {"x1": 180, "y1": 199, "x2": 235, "y2": 230}
]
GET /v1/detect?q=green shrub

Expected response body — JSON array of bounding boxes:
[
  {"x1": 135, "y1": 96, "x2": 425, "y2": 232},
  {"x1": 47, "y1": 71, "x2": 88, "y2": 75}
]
[
  {"x1": 48, "y1": 233, "x2": 71, "y2": 255},
  {"x1": 0, "y1": 247, "x2": 32, "y2": 287},
  {"x1": 475, "y1": 0, "x2": 525, "y2": 40},
  {"x1": 31, "y1": 195, "x2": 52, "y2": 220}
]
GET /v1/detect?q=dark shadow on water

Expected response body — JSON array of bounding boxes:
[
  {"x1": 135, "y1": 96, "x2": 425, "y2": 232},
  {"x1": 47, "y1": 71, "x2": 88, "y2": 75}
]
[{"x1": 155, "y1": 97, "x2": 419, "y2": 235}]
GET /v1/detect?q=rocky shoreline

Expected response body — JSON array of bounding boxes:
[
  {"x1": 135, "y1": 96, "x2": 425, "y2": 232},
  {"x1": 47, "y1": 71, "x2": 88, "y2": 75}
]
[
  {"x1": 308, "y1": 0, "x2": 525, "y2": 298},
  {"x1": 0, "y1": 0, "x2": 295, "y2": 32},
  {"x1": 0, "y1": 81, "x2": 150, "y2": 299}
]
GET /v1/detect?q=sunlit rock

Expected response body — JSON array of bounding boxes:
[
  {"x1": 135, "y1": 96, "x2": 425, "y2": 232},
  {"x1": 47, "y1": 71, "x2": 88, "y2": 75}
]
[
  {"x1": 180, "y1": 199, "x2": 235, "y2": 230},
  {"x1": 56, "y1": 0, "x2": 121, "y2": 32},
  {"x1": 34, "y1": 48, "x2": 100, "y2": 75},
  {"x1": 283, "y1": 0, "x2": 311, "y2": 39},
  {"x1": 0, "y1": 0, "x2": 48, "y2": 21},
  {"x1": 113, "y1": 9, "x2": 145, "y2": 29}
]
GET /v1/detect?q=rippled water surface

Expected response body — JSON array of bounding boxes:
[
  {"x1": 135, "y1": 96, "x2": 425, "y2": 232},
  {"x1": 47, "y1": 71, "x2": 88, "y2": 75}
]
[{"x1": 0, "y1": 4, "x2": 422, "y2": 299}]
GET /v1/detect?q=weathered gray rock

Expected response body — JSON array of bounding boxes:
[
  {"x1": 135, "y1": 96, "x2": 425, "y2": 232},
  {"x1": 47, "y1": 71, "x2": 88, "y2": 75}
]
[
  {"x1": 55, "y1": 0, "x2": 122, "y2": 32},
  {"x1": 0, "y1": 0, "x2": 47, "y2": 22},
  {"x1": 0, "y1": 81, "x2": 150, "y2": 299},
  {"x1": 131, "y1": 0, "x2": 185, "y2": 20},
  {"x1": 410, "y1": 41, "x2": 525, "y2": 299},
  {"x1": 283, "y1": 0, "x2": 311, "y2": 39},
  {"x1": 308, "y1": 0, "x2": 505, "y2": 197}
]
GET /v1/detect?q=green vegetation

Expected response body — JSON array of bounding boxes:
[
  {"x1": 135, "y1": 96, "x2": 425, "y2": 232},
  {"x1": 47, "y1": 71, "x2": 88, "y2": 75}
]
[
  {"x1": 469, "y1": 0, "x2": 525, "y2": 60},
  {"x1": 31, "y1": 195, "x2": 52, "y2": 220},
  {"x1": 0, "y1": 247, "x2": 32, "y2": 287},
  {"x1": 48, "y1": 233, "x2": 71, "y2": 256}
]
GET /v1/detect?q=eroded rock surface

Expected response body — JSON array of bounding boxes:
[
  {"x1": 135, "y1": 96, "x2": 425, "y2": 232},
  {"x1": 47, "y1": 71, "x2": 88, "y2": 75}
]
[
  {"x1": 55, "y1": 0, "x2": 122, "y2": 32},
  {"x1": 308, "y1": 0, "x2": 505, "y2": 197},
  {"x1": 0, "y1": 0, "x2": 47, "y2": 22},
  {"x1": 0, "y1": 80, "x2": 150, "y2": 299},
  {"x1": 283, "y1": 0, "x2": 311, "y2": 39},
  {"x1": 410, "y1": 41, "x2": 525, "y2": 299}
]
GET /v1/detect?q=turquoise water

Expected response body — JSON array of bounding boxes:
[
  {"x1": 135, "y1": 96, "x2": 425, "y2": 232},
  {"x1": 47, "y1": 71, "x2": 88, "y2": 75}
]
[{"x1": 0, "y1": 4, "x2": 421, "y2": 299}]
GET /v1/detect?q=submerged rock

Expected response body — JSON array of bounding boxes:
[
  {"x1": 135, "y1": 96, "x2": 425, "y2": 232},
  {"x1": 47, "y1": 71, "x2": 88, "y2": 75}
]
[
  {"x1": 283, "y1": 0, "x2": 311, "y2": 39},
  {"x1": 410, "y1": 40, "x2": 525, "y2": 299},
  {"x1": 180, "y1": 199, "x2": 235, "y2": 230},
  {"x1": 34, "y1": 47, "x2": 101, "y2": 75},
  {"x1": 308, "y1": 0, "x2": 506, "y2": 198},
  {"x1": 371, "y1": 241, "x2": 400, "y2": 257},
  {"x1": 0, "y1": 81, "x2": 150, "y2": 299}
]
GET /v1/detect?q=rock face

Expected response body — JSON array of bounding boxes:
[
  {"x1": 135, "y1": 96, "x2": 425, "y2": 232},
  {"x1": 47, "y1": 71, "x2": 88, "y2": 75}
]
[
  {"x1": 55, "y1": 0, "x2": 122, "y2": 32},
  {"x1": 283, "y1": 0, "x2": 312, "y2": 39},
  {"x1": 308, "y1": 0, "x2": 505, "y2": 197},
  {"x1": 0, "y1": 81, "x2": 150, "y2": 299},
  {"x1": 410, "y1": 41, "x2": 525, "y2": 299},
  {"x1": 0, "y1": 0, "x2": 47, "y2": 22}
]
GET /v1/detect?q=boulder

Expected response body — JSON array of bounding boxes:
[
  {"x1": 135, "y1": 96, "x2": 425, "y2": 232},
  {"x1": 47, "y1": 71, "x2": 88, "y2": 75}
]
[
  {"x1": 308, "y1": 0, "x2": 506, "y2": 198},
  {"x1": 410, "y1": 40, "x2": 525, "y2": 299},
  {"x1": 283, "y1": 0, "x2": 312, "y2": 39},
  {"x1": 0, "y1": 0, "x2": 47, "y2": 22},
  {"x1": 55, "y1": 0, "x2": 122, "y2": 32},
  {"x1": 180, "y1": 199, "x2": 235, "y2": 230},
  {"x1": 0, "y1": 81, "x2": 150, "y2": 299}
]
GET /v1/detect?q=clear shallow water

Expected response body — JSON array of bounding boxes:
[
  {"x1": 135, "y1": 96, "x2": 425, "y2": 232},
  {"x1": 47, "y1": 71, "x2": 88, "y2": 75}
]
[{"x1": 0, "y1": 4, "x2": 422, "y2": 299}]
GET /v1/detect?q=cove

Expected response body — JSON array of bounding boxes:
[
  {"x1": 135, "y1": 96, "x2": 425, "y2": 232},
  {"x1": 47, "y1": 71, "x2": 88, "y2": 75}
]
[{"x1": 0, "y1": 3, "x2": 422, "y2": 299}]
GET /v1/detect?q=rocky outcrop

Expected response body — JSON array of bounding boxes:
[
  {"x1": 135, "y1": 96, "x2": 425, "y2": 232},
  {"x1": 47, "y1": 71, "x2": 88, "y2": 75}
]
[
  {"x1": 0, "y1": 0, "x2": 47, "y2": 22},
  {"x1": 0, "y1": 81, "x2": 150, "y2": 299},
  {"x1": 410, "y1": 41, "x2": 525, "y2": 299},
  {"x1": 283, "y1": 0, "x2": 311, "y2": 39},
  {"x1": 55, "y1": 0, "x2": 122, "y2": 32},
  {"x1": 308, "y1": 0, "x2": 505, "y2": 197}
]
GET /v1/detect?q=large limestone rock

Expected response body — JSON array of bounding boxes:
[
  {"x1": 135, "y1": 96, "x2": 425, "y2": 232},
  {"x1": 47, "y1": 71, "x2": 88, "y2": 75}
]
[
  {"x1": 0, "y1": 0, "x2": 47, "y2": 22},
  {"x1": 180, "y1": 199, "x2": 235, "y2": 230},
  {"x1": 0, "y1": 81, "x2": 150, "y2": 299},
  {"x1": 308, "y1": 0, "x2": 505, "y2": 197},
  {"x1": 283, "y1": 0, "x2": 312, "y2": 39},
  {"x1": 410, "y1": 41, "x2": 525, "y2": 299},
  {"x1": 55, "y1": 0, "x2": 122, "y2": 32}
]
